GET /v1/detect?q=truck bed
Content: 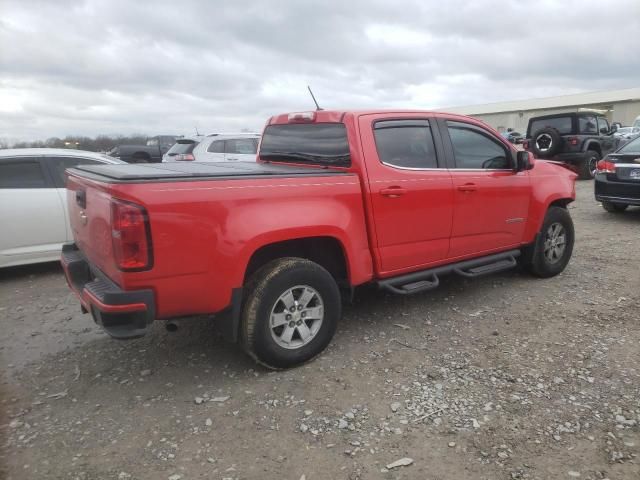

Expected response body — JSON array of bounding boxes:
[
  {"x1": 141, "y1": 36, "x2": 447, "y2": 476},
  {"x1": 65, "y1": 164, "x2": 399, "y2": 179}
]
[{"x1": 71, "y1": 161, "x2": 349, "y2": 183}]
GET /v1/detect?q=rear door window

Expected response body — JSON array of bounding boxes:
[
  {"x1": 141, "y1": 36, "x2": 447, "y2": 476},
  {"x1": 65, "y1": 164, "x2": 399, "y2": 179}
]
[
  {"x1": 207, "y1": 140, "x2": 225, "y2": 153},
  {"x1": 579, "y1": 116, "x2": 598, "y2": 134},
  {"x1": 0, "y1": 159, "x2": 48, "y2": 188},
  {"x1": 226, "y1": 138, "x2": 258, "y2": 155},
  {"x1": 373, "y1": 120, "x2": 439, "y2": 169},
  {"x1": 446, "y1": 121, "x2": 510, "y2": 169}
]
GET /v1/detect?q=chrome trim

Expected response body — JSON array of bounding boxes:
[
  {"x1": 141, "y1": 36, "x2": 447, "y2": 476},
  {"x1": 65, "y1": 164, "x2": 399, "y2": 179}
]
[
  {"x1": 380, "y1": 162, "x2": 442, "y2": 171},
  {"x1": 596, "y1": 195, "x2": 640, "y2": 204},
  {"x1": 613, "y1": 163, "x2": 640, "y2": 168},
  {"x1": 451, "y1": 168, "x2": 515, "y2": 172},
  {"x1": 379, "y1": 163, "x2": 515, "y2": 172}
]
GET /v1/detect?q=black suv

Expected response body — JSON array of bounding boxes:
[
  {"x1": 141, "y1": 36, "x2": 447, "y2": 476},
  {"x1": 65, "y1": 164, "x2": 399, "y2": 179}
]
[{"x1": 523, "y1": 112, "x2": 620, "y2": 179}]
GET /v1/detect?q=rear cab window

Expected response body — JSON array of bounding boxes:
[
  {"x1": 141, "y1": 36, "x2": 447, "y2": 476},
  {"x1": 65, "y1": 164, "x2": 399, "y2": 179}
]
[
  {"x1": 0, "y1": 158, "x2": 48, "y2": 188},
  {"x1": 259, "y1": 123, "x2": 350, "y2": 167}
]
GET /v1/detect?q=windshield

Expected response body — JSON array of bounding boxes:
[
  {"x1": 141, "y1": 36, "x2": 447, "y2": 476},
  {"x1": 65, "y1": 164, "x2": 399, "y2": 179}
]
[
  {"x1": 618, "y1": 135, "x2": 640, "y2": 154},
  {"x1": 259, "y1": 123, "x2": 351, "y2": 167}
]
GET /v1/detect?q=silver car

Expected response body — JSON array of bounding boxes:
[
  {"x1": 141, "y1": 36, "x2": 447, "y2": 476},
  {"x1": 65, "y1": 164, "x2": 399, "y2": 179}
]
[
  {"x1": 0, "y1": 148, "x2": 124, "y2": 267},
  {"x1": 189, "y1": 133, "x2": 261, "y2": 163}
]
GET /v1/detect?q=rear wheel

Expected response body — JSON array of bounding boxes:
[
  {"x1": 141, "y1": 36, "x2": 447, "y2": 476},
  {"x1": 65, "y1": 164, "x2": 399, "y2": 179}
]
[
  {"x1": 522, "y1": 206, "x2": 574, "y2": 278},
  {"x1": 578, "y1": 150, "x2": 600, "y2": 180},
  {"x1": 602, "y1": 201, "x2": 628, "y2": 213},
  {"x1": 241, "y1": 258, "x2": 341, "y2": 369}
]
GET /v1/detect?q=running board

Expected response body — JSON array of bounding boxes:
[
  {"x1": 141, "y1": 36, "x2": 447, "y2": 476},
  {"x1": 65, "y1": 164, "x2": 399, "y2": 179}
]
[{"x1": 378, "y1": 250, "x2": 520, "y2": 295}]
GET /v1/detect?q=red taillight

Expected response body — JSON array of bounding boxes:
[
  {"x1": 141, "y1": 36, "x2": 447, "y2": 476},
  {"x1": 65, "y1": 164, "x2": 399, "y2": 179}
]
[
  {"x1": 175, "y1": 153, "x2": 195, "y2": 161},
  {"x1": 596, "y1": 159, "x2": 616, "y2": 173},
  {"x1": 567, "y1": 137, "x2": 578, "y2": 146},
  {"x1": 110, "y1": 199, "x2": 152, "y2": 271}
]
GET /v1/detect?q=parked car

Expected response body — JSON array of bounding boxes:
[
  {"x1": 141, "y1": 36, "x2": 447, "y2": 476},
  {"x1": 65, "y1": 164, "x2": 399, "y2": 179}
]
[
  {"x1": 162, "y1": 137, "x2": 201, "y2": 162},
  {"x1": 523, "y1": 112, "x2": 620, "y2": 179},
  {"x1": 613, "y1": 126, "x2": 640, "y2": 140},
  {"x1": 108, "y1": 135, "x2": 181, "y2": 163},
  {"x1": 186, "y1": 133, "x2": 260, "y2": 162},
  {"x1": 62, "y1": 109, "x2": 576, "y2": 368},
  {"x1": 501, "y1": 130, "x2": 524, "y2": 144},
  {"x1": 0, "y1": 148, "x2": 124, "y2": 268},
  {"x1": 594, "y1": 134, "x2": 640, "y2": 212}
]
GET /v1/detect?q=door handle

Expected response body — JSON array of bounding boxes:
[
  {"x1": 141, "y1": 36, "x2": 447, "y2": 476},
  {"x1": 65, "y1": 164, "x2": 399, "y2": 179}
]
[
  {"x1": 380, "y1": 187, "x2": 407, "y2": 197},
  {"x1": 457, "y1": 183, "x2": 477, "y2": 192},
  {"x1": 227, "y1": 157, "x2": 238, "y2": 161}
]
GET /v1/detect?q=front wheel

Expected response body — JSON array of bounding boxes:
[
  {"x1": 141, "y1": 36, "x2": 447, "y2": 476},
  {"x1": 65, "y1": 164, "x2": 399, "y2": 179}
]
[
  {"x1": 602, "y1": 201, "x2": 628, "y2": 213},
  {"x1": 522, "y1": 206, "x2": 574, "y2": 278},
  {"x1": 241, "y1": 258, "x2": 341, "y2": 369}
]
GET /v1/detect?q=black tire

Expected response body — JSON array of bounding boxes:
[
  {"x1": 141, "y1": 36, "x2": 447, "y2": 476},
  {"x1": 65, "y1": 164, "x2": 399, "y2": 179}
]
[
  {"x1": 132, "y1": 153, "x2": 150, "y2": 164},
  {"x1": 522, "y1": 206, "x2": 574, "y2": 278},
  {"x1": 602, "y1": 201, "x2": 628, "y2": 213},
  {"x1": 531, "y1": 128, "x2": 562, "y2": 157},
  {"x1": 578, "y1": 150, "x2": 600, "y2": 180},
  {"x1": 241, "y1": 257, "x2": 341, "y2": 369}
]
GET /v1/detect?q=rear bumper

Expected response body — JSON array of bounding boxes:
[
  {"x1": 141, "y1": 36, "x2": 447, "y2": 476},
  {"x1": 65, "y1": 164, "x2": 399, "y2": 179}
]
[
  {"x1": 594, "y1": 173, "x2": 640, "y2": 205},
  {"x1": 61, "y1": 244, "x2": 155, "y2": 339}
]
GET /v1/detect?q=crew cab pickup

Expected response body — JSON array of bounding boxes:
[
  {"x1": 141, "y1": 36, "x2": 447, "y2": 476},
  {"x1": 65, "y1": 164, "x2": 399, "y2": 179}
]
[{"x1": 62, "y1": 110, "x2": 577, "y2": 368}]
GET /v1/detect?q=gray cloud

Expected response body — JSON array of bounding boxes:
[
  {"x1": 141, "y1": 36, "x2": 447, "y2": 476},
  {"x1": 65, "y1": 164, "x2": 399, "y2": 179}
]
[{"x1": 1, "y1": 0, "x2": 639, "y2": 141}]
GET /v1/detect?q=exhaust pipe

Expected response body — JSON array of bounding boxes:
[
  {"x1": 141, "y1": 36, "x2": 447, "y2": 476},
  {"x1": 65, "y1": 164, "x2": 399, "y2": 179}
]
[{"x1": 165, "y1": 321, "x2": 178, "y2": 332}]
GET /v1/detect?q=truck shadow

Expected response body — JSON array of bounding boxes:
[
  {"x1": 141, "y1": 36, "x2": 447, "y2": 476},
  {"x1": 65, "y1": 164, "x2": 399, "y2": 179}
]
[{"x1": 0, "y1": 261, "x2": 62, "y2": 283}]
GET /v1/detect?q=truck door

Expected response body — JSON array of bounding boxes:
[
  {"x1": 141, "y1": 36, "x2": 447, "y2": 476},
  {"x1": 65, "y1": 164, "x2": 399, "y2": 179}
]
[
  {"x1": 358, "y1": 114, "x2": 454, "y2": 275},
  {"x1": 437, "y1": 117, "x2": 531, "y2": 258}
]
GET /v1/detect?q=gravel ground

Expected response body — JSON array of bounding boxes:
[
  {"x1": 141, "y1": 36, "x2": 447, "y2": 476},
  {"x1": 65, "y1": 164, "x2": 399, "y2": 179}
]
[{"x1": 1, "y1": 180, "x2": 639, "y2": 480}]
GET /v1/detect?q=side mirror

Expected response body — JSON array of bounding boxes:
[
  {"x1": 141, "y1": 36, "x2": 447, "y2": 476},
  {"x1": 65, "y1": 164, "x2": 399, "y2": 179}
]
[
  {"x1": 516, "y1": 150, "x2": 535, "y2": 172},
  {"x1": 600, "y1": 127, "x2": 609, "y2": 134}
]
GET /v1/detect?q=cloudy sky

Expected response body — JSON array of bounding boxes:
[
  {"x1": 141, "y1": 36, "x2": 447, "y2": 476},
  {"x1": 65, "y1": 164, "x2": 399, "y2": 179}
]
[{"x1": 1, "y1": 0, "x2": 639, "y2": 142}]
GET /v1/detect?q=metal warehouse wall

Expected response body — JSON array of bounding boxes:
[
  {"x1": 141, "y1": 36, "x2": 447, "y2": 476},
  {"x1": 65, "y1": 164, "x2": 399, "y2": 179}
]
[{"x1": 471, "y1": 100, "x2": 640, "y2": 134}]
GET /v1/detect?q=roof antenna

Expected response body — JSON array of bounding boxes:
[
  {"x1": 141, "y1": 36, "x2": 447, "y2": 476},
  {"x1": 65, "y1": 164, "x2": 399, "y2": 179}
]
[
  {"x1": 307, "y1": 85, "x2": 323, "y2": 111},
  {"x1": 195, "y1": 126, "x2": 200, "y2": 136}
]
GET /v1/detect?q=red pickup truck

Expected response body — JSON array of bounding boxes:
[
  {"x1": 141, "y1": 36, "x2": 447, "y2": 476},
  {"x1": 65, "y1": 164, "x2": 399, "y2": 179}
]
[{"x1": 62, "y1": 110, "x2": 577, "y2": 368}]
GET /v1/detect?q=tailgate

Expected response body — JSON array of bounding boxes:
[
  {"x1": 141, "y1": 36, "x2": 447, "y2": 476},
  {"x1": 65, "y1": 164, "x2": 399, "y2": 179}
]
[{"x1": 66, "y1": 172, "x2": 122, "y2": 283}]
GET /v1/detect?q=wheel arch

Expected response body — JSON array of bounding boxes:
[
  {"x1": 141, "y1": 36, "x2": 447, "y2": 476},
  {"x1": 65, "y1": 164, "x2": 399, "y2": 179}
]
[
  {"x1": 243, "y1": 236, "x2": 350, "y2": 287},
  {"x1": 584, "y1": 141, "x2": 602, "y2": 156}
]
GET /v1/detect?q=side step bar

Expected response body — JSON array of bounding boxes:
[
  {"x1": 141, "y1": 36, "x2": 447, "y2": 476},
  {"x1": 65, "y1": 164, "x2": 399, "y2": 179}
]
[{"x1": 378, "y1": 250, "x2": 520, "y2": 295}]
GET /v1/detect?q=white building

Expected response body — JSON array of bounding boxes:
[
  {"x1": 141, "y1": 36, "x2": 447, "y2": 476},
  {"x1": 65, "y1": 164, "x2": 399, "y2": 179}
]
[{"x1": 442, "y1": 87, "x2": 640, "y2": 134}]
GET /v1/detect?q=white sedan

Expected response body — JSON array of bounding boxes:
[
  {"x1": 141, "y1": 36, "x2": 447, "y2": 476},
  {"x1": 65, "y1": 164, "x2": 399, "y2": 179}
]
[{"x1": 0, "y1": 148, "x2": 124, "y2": 268}]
